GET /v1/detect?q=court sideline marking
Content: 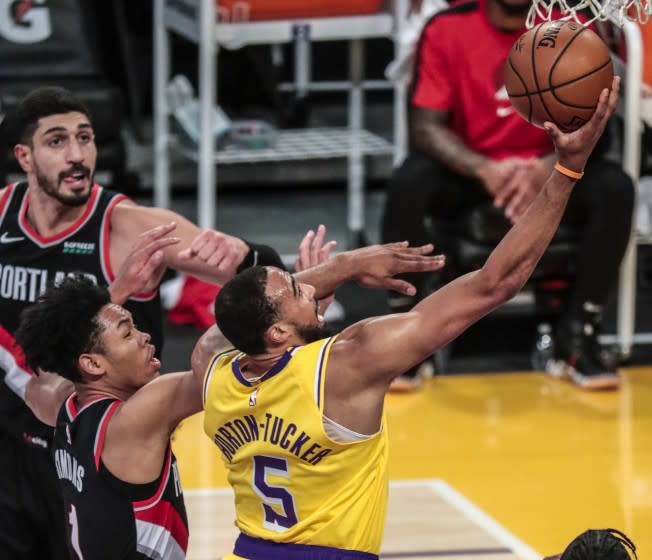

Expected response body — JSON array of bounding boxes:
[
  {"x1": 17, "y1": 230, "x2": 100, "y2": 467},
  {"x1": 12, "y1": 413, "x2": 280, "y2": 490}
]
[{"x1": 185, "y1": 479, "x2": 541, "y2": 560}]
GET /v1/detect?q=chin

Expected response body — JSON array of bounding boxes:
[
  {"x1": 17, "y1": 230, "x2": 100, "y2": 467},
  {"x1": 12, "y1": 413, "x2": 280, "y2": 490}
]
[
  {"x1": 59, "y1": 190, "x2": 92, "y2": 207},
  {"x1": 296, "y1": 323, "x2": 331, "y2": 344},
  {"x1": 143, "y1": 366, "x2": 161, "y2": 382}
]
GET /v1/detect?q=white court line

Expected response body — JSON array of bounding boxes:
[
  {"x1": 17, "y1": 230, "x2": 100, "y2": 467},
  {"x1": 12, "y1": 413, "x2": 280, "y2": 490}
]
[
  {"x1": 184, "y1": 479, "x2": 542, "y2": 560},
  {"x1": 426, "y1": 480, "x2": 542, "y2": 560}
]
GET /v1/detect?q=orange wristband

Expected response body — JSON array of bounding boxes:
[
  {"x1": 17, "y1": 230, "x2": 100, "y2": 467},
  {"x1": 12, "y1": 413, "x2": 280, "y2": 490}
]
[{"x1": 554, "y1": 162, "x2": 584, "y2": 180}]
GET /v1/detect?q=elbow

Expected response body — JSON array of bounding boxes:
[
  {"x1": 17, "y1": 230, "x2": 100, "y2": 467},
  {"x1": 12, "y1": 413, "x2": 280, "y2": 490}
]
[
  {"x1": 476, "y1": 267, "x2": 523, "y2": 305},
  {"x1": 409, "y1": 126, "x2": 427, "y2": 154},
  {"x1": 408, "y1": 112, "x2": 428, "y2": 152},
  {"x1": 498, "y1": 278, "x2": 523, "y2": 302}
]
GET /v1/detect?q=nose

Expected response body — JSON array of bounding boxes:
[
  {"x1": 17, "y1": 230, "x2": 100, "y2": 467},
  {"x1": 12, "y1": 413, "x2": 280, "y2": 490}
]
[
  {"x1": 66, "y1": 138, "x2": 84, "y2": 162},
  {"x1": 139, "y1": 331, "x2": 151, "y2": 346}
]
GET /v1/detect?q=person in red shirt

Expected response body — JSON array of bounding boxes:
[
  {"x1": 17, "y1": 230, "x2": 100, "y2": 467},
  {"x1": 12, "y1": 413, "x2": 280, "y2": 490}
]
[{"x1": 381, "y1": 0, "x2": 634, "y2": 390}]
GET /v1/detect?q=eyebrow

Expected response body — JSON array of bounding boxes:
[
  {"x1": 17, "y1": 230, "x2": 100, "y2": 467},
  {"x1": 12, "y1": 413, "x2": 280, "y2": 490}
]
[
  {"x1": 42, "y1": 123, "x2": 92, "y2": 136},
  {"x1": 290, "y1": 276, "x2": 298, "y2": 298},
  {"x1": 116, "y1": 314, "x2": 133, "y2": 331}
]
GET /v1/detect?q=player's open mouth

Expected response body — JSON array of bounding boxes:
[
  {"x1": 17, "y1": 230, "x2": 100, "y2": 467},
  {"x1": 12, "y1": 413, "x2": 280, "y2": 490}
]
[
  {"x1": 148, "y1": 346, "x2": 160, "y2": 368},
  {"x1": 61, "y1": 172, "x2": 88, "y2": 187}
]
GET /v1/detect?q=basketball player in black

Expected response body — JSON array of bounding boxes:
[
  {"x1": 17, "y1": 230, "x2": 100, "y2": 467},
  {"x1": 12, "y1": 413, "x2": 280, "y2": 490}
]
[
  {"x1": 0, "y1": 85, "x2": 284, "y2": 559},
  {"x1": 15, "y1": 276, "x2": 200, "y2": 559}
]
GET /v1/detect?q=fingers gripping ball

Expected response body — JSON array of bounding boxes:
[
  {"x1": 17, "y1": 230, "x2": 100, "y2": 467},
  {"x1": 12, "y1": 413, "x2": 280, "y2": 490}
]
[{"x1": 504, "y1": 20, "x2": 614, "y2": 132}]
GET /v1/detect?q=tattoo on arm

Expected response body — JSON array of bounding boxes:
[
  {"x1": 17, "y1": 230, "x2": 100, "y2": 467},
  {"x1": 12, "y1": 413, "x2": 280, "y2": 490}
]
[{"x1": 410, "y1": 106, "x2": 487, "y2": 178}]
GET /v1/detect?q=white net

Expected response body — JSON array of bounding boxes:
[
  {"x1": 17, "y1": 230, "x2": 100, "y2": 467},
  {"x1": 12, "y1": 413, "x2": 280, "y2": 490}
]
[{"x1": 526, "y1": 0, "x2": 652, "y2": 28}]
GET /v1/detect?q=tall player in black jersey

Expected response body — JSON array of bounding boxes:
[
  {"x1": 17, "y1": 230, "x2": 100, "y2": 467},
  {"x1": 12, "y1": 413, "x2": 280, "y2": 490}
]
[{"x1": 0, "y1": 85, "x2": 285, "y2": 559}]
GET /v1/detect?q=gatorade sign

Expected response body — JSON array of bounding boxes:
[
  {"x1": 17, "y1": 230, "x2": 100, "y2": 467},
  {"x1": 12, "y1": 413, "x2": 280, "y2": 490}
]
[{"x1": 0, "y1": 0, "x2": 51, "y2": 44}]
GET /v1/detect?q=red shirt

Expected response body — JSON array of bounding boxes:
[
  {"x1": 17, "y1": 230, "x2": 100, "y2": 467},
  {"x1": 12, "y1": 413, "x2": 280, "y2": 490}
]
[{"x1": 411, "y1": 0, "x2": 553, "y2": 159}]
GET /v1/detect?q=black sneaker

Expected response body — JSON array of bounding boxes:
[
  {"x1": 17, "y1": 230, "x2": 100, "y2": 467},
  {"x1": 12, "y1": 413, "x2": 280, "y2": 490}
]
[{"x1": 546, "y1": 317, "x2": 620, "y2": 391}]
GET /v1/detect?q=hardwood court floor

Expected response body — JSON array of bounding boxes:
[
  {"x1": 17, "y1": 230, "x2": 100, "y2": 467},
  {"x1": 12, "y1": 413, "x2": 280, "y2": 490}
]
[{"x1": 172, "y1": 368, "x2": 652, "y2": 560}]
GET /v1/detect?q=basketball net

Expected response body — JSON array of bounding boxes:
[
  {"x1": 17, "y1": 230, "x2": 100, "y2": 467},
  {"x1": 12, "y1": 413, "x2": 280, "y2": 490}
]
[{"x1": 526, "y1": 0, "x2": 652, "y2": 28}]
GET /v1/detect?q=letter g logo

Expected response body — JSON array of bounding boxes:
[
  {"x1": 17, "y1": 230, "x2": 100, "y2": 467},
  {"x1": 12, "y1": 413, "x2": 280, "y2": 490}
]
[{"x1": 0, "y1": 0, "x2": 51, "y2": 44}]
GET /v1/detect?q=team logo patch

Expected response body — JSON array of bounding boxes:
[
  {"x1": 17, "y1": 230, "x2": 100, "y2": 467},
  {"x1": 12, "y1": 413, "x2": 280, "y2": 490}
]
[
  {"x1": 249, "y1": 388, "x2": 258, "y2": 407},
  {"x1": 63, "y1": 241, "x2": 96, "y2": 255},
  {"x1": 0, "y1": 232, "x2": 25, "y2": 244},
  {"x1": 23, "y1": 432, "x2": 48, "y2": 449}
]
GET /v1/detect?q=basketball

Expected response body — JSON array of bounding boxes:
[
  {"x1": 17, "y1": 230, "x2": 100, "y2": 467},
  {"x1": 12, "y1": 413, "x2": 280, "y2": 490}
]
[{"x1": 504, "y1": 21, "x2": 614, "y2": 132}]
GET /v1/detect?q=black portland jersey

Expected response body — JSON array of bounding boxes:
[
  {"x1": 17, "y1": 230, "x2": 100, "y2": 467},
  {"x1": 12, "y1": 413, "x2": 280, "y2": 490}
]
[
  {"x1": 0, "y1": 182, "x2": 163, "y2": 443},
  {"x1": 55, "y1": 394, "x2": 188, "y2": 559}
]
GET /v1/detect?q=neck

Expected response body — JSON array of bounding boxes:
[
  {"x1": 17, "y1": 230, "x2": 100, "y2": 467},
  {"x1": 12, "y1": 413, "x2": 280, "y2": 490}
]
[
  {"x1": 75, "y1": 385, "x2": 132, "y2": 406},
  {"x1": 242, "y1": 350, "x2": 288, "y2": 378},
  {"x1": 25, "y1": 180, "x2": 87, "y2": 237}
]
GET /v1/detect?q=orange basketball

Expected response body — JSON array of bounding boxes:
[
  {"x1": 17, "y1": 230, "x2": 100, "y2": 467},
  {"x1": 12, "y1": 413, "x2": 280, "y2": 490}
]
[{"x1": 504, "y1": 21, "x2": 614, "y2": 132}]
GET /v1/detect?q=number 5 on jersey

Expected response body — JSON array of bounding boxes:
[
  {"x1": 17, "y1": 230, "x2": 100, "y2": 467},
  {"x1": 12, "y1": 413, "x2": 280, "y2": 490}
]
[{"x1": 252, "y1": 455, "x2": 298, "y2": 532}]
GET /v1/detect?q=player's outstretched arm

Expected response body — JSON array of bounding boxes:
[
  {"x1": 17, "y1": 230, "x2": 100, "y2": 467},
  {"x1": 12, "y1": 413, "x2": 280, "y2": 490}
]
[
  {"x1": 110, "y1": 203, "x2": 253, "y2": 285},
  {"x1": 24, "y1": 370, "x2": 74, "y2": 427},
  {"x1": 294, "y1": 241, "x2": 446, "y2": 299},
  {"x1": 329, "y1": 78, "x2": 620, "y2": 402}
]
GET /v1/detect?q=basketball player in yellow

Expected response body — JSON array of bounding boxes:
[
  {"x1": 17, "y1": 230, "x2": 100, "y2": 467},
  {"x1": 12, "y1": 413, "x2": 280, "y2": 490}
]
[{"x1": 200, "y1": 78, "x2": 621, "y2": 560}]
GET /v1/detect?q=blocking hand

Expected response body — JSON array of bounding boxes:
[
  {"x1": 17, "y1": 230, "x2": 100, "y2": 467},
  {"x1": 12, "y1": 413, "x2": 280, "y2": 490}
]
[
  {"x1": 109, "y1": 222, "x2": 180, "y2": 304},
  {"x1": 294, "y1": 224, "x2": 338, "y2": 312},
  {"x1": 351, "y1": 242, "x2": 446, "y2": 295}
]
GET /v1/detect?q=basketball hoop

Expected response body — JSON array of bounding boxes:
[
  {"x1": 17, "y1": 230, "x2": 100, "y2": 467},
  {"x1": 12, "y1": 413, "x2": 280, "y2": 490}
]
[{"x1": 526, "y1": 0, "x2": 652, "y2": 28}]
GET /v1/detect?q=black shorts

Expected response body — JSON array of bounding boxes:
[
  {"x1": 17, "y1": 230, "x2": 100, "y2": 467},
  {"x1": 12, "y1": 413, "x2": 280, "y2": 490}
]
[{"x1": 0, "y1": 431, "x2": 69, "y2": 559}]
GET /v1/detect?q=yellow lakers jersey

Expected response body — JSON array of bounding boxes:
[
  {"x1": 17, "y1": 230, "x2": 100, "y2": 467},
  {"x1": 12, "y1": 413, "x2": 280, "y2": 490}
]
[{"x1": 202, "y1": 336, "x2": 389, "y2": 556}]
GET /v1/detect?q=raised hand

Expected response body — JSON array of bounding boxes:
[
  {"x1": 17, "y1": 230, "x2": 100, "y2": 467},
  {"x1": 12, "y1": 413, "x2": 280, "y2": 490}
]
[
  {"x1": 178, "y1": 230, "x2": 249, "y2": 275},
  {"x1": 109, "y1": 222, "x2": 180, "y2": 304},
  {"x1": 352, "y1": 242, "x2": 446, "y2": 295},
  {"x1": 294, "y1": 225, "x2": 338, "y2": 312},
  {"x1": 545, "y1": 76, "x2": 620, "y2": 173}
]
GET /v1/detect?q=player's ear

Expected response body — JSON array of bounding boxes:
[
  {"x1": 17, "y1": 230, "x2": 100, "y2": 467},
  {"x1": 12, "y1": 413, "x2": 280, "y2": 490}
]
[
  {"x1": 14, "y1": 144, "x2": 33, "y2": 174},
  {"x1": 266, "y1": 322, "x2": 289, "y2": 347},
  {"x1": 78, "y1": 353, "x2": 105, "y2": 378}
]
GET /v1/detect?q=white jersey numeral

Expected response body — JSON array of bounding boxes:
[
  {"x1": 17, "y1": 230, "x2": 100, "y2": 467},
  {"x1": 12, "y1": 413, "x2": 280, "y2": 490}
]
[{"x1": 68, "y1": 504, "x2": 84, "y2": 559}]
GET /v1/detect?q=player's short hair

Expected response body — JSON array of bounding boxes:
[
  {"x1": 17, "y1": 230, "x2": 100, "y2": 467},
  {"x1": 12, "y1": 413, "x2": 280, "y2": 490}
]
[
  {"x1": 560, "y1": 529, "x2": 636, "y2": 560},
  {"x1": 13, "y1": 86, "x2": 91, "y2": 146},
  {"x1": 215, "y1": 266, "x2": 280, "y2": 355},
  {"x1": 15, "y1": 275, "x2": 110, "y2": 382}
]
